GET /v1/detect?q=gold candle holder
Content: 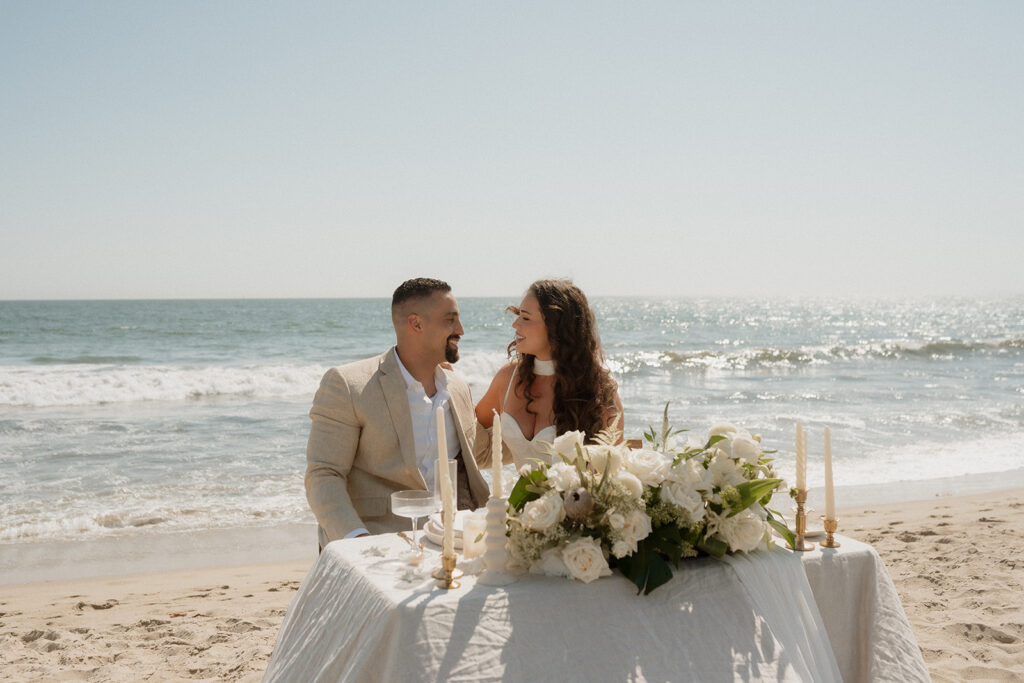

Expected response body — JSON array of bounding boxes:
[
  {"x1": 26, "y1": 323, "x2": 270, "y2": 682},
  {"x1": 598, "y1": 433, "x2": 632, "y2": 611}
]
[
  {"x1": 433, "y1": 554, "x2": 462, "y2": 589},
  {"x1": 792, "y1": 489, "x2": 815, "y2": 551},
  {"x1": 819, "y1": 517, "x2": 840, "y2": 548}
]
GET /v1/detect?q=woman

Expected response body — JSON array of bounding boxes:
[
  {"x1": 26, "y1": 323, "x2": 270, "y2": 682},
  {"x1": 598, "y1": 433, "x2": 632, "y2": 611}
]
[{"x1": 475, "y1": 279, "x2": 623, "y2": 469}]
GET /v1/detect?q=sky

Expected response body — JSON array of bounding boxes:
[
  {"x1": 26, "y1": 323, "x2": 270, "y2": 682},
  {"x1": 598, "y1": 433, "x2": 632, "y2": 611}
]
[{"x1": 2, "y1": 2, "x2": 1022, "y2": 300}]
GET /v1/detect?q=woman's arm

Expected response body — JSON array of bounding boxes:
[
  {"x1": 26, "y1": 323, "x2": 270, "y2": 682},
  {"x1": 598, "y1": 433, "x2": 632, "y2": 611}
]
[
  {"x1": 603, "y1": 381, "x2": 625, "y2": 442},
  {"x1": 475, "y1": 362, "x2": 515, "y2": 428}
]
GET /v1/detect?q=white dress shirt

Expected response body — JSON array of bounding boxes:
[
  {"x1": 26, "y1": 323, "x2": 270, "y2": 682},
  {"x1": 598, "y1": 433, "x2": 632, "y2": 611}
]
[
  {"x1": 344, "y1": 350, "x2": 460, "y2": 539},
  {"x1": 394, "y1": 350, "x2": 461, "y2": 489}
]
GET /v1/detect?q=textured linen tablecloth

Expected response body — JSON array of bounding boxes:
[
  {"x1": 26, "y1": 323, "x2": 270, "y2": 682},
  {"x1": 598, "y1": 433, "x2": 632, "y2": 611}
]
[{"x1": 264, "y1": 534, "x2": 928, "y2": 683}]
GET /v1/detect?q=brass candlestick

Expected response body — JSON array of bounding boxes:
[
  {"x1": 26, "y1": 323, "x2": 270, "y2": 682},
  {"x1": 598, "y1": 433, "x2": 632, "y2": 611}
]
[
  {"x1": 430, "y1": 559, "x2": 464, "y2": 581},
  {"x1": 434, "y1": 554, "x2": 462, "y2": 589},
  {"x1": 819, "y1": 517, "x2": 840, "y2": 548},
  {"x1": 792, "y1": 489, "x2": 814, "y2": 551}
]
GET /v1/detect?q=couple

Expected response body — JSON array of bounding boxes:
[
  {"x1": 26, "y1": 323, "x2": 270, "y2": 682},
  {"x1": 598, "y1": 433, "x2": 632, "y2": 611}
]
[{"x1": 304, "y1": 277, "x2": 623, "y2": 546}]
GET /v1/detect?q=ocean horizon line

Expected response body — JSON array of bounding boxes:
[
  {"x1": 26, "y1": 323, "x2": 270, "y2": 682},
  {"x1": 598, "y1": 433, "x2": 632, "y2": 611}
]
[{"x1": 4, "y1": 291, "x2": 1024, "y2": 304}]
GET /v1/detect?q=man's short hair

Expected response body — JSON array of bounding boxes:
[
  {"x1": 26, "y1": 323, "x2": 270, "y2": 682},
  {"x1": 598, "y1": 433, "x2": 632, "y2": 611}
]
[
  {"x1": 391, "y1": 278, "x2": 451, "y2": 308},
  {"x1": 391, "y1": 278, "x2": 451, "y2": 328}
]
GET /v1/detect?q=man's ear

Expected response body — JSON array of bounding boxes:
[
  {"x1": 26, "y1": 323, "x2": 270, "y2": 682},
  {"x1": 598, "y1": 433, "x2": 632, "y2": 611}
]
[{"x1": 407, "y1": 313, "x2": 422, "y2": 333}]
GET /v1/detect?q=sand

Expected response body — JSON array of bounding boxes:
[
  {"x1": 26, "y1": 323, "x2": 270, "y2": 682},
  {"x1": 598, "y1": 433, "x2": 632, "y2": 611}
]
[
  {"x1": 0, "y1": 560, "x2": 310, "y2": 682},
  {"x1": 842, "y1": 488, "x2": 1024, "y2": 682},
  {"x1": 2, "y1": 490, "x2": 1023, "y2": 682}
]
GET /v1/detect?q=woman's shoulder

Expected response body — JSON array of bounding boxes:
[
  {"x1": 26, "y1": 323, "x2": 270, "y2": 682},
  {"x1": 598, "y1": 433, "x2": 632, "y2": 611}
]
[{"x1": 493, "y1": 361, "x2": 517, "y2": 383}]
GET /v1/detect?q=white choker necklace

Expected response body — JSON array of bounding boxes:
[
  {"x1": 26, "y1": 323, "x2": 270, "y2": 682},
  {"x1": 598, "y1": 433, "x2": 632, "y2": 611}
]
[{"x1": 533, "y1": 358, "x2": 556, "y2": 376}]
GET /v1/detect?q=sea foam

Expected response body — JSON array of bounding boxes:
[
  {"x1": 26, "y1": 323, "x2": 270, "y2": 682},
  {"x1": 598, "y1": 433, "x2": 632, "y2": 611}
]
[{"x1": 0, "y1": 364, "x2": 328, "y2": 407}]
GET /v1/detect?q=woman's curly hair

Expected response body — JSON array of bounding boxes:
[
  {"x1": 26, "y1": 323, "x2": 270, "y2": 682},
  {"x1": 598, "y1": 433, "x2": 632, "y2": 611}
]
[{"x1": 508, "y1": 279, "x2": 617, "y2": 438}]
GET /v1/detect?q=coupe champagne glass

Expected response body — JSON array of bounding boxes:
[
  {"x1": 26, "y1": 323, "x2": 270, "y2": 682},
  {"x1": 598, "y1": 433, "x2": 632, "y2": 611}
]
[{"x1": 390, "y1": 490, "x2": 436, "y2": 557}]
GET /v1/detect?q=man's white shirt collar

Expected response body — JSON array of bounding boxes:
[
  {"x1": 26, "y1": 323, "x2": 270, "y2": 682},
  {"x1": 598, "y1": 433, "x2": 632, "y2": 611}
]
[{"x1": 394, "y1": 349, "x2": 449, "y2": 396}]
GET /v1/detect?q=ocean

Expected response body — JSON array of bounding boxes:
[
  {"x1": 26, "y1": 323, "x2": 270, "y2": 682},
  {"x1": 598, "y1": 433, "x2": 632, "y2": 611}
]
[{"x1": 2, "y1": 296, "x2": 1023, "y2": 550}]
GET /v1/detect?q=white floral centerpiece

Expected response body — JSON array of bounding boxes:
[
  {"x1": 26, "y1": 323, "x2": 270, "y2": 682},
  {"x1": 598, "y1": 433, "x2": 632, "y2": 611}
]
[{"x1": 505, "y1": 405, "x2": 795, "y2": 594}]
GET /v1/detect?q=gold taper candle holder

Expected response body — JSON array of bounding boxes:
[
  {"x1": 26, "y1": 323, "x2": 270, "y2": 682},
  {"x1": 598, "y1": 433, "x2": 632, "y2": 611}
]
[
  {"x1": 434, "y1": 554, "x2": 462, "y2": 589},
  {"x1": 819, "y1": 517, "x2": 840, "y2": 548},
  {"x1": 792, "y1": 489, "x2": 815, "y2": 551}
]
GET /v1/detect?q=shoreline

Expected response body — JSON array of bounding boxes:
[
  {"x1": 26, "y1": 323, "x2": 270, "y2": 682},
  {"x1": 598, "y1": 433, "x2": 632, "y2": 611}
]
[
  {"x1": 1, "y1": 488, "x2": 1022, "y2": 681},
  {"x1": 5, "y1": 467, "x2": 1024, "y2": 587}
]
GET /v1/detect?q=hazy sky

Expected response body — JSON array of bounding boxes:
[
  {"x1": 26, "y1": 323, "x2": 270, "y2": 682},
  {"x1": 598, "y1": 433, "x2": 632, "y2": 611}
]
[{"x1": 3, "y1": 2, "x2": 1022, "y2": 300}]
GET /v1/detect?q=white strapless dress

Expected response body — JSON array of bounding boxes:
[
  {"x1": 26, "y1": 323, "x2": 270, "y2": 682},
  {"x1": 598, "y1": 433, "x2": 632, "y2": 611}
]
[
  {"x1": 500, "y1": 412, "x2": 556, "y2": 470},
  {"x1": 498, "y1": 361, "x2": 559, "y2": 470}
]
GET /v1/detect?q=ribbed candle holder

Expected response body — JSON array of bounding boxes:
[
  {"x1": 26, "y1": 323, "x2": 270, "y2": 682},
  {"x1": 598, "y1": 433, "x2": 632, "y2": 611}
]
[{"x1": 478, "y1": 497, "x2": 517, "y2": 586}]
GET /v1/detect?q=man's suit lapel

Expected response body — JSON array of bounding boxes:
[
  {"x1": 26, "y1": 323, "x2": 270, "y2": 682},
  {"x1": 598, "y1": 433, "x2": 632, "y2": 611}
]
[
  {"x1": 378, "y1": 349, "x2": 426, "y2": 489},
  {"x1": 447, "y1": 375, "x2": 475, "y2": 458}
]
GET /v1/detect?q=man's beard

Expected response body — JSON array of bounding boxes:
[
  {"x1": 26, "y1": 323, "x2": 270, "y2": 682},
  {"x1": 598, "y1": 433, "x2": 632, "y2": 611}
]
[{"x1": 445, "y1": 336, "x2": 460, "y2": 363}]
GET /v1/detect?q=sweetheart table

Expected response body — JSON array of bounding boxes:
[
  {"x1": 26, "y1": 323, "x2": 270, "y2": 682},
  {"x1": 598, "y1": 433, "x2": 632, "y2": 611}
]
[{"x1": 264, "y1": 534, "x2": 928, "y2": 682}]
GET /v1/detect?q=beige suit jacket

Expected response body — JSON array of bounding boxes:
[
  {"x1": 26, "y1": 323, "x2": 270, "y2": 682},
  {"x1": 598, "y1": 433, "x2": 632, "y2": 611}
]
[{"x1": 305, "y1": 348, "x2": 490, "y2": 546}]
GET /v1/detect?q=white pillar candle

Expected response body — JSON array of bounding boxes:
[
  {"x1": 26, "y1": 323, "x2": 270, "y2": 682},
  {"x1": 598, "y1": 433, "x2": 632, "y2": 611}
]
[
  {"x1": 491, "y1": 409, "x2": 503, "y2": 498},
  {"x1": 824, "y1": 426, "x2": 835, "y2": 520},
  {"x1": 795, "y1": 421, "x2": 806, "y2": 491},
  {"x1": 436, "y1": 406, "x2": 455, "y2": 557},
  {"x1": 461, "y1": 510, "x2": 487, "y2": 560}
]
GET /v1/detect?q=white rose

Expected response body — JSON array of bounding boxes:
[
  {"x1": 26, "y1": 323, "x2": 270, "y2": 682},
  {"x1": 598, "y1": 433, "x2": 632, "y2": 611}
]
[
  {"x1": 660, "y1": 479, "x2": 706, "y2": 523},
  {"x1": 708, "y1": 422, "x2": 738, "y2": 439},
  {"x1": 521, "y1": 492, "x2": 566, "y2": 532},
  {"x1": 560, "y1": 537, "x2": 612, "y2": 584},
  {"x1": 585, "y1": 444, "x2": 624, "y2": 476},
  {"x1": 623, "y1": 448, "x2": 670, "y2": 487},
  {"x1": 551, "y1": 430, "x2": 586, "y2": 461},
  {"x1": 620, "y1": 509, "x2": 652, "y2": 547},
  {"x1": 611, "y1": 540, "x2": 632, "y2": 559},
  {"x1": 668, "y1": 457, "x2": 713, "y2": 493},
  {"x1": 711, "y1": 440, "x2": 733, "y2": 458},
  {"x1": 710, "y1": 507, "x2": 769, "y2": 553},
  {"x1": 731, "y1": 436, "x2": 761, "y2": 465},
  {"x1": 708, "y1": 451, "x2": 746, "y2": 489},
  {"x1": 606, "y1": 512, "x2": 625, "y2": 530},
  {"x1": 530, "y1": 546, "x2": 571, "y2": 577},
  {"x1": 545, "y1": 462, "x2": 581, "y2": 492},
  {"x1": 585, "y1": 444, "x2": 622, "y2": 475},
  {"x1": 613, "y1": 470, "x2": 644, "y2": 500}
]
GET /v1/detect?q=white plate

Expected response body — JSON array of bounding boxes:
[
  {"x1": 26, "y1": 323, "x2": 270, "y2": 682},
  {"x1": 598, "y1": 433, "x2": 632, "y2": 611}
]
[
  {"x1": 423, "y1": 521, "x2": 464, "y2": 549},
  {"x1": 428, "y1": 510, "x2": 469, "y2": 534}
]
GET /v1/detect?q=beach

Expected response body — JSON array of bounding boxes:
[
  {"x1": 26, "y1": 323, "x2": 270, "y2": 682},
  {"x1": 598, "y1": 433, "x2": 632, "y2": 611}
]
[
  {"x1": 3, "y1": 296, "x2": 1022, "y2": 680},
  {"x1": 2, "y1": 489, "x2": 1021, "y2": 682}
]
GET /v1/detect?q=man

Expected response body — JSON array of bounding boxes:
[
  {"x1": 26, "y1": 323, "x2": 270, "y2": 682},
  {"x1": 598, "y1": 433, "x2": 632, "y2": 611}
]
[{"x1": 305, "y1": 278, "x2": 490, "y2": 547}]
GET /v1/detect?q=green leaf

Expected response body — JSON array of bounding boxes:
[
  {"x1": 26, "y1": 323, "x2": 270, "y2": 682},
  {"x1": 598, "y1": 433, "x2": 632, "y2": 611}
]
[
  {"x1": 616, "y1": 545, "x2": 649, "y2": 594},
  {"x1": 651, "y1": 525, "x2": 684, "y2": 565},
  {"x1": 697, "y1": 535, "x2": 729, "y2": 558},
  {"x1": 643, "y1": 553, "x2": 673, "y2": 595},
  {"x1": 706, "y1": 434, "x2": 727, "y2": 449},
  {"x1": 616, "y1": 537, "x2": 676, "y2": 595},
  {"x1": 726, "y1": 478, "x2": 782, "y2": 517},
  {"x1": 507, "y1": 470, "x2": 546, "y2": 509},
  {"x1": 766, "y1": 511, "x2": 796, "y2": 550}
]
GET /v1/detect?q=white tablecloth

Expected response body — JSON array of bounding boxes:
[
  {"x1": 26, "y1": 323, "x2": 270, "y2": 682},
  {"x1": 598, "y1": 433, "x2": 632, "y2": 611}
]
[{"x1": 265, "y1": 534, "x2": 929, "y2": 683}]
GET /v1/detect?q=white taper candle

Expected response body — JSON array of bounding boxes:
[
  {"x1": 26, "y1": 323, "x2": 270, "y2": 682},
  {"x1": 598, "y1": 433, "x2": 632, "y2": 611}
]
[
  {"x1": 436, "y1": 406, "x2": 454, "y2": 557},
  {"x1": 824, "y1": 426, "x2": 835, "y2": 520},
  {"x1": 795, "y1": 421, "x2": 806, "y2": 491},
  {"x1": 491, "y1": 409, "x2": 503, "y2": 498}
]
